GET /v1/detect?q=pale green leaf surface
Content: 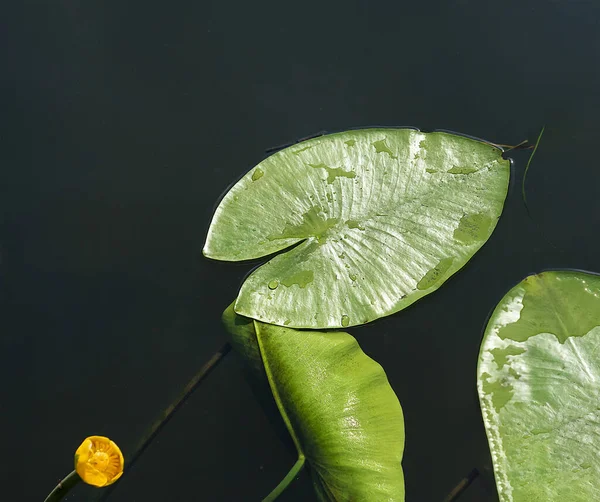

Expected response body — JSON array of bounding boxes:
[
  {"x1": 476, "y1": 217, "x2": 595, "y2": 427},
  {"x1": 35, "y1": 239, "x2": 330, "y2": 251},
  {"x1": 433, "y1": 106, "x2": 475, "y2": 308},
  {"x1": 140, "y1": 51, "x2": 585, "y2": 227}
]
[
  {"x1": 478, "y1": 271, "x2": 600, "y2": 501},
  {"x1": 204, "y1": 129, "x2": 509, "y2": 328},
  {"x1": 223, "y1": 304, "x2": 405, "y2": 501}
]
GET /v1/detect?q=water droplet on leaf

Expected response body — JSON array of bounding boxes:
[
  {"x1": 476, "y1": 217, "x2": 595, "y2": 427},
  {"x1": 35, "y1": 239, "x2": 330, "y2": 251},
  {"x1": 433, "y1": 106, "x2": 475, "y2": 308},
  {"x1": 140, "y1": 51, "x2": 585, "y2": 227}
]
[{"x1": 251, "y1": 168, "x2": 264, "y2": 181}]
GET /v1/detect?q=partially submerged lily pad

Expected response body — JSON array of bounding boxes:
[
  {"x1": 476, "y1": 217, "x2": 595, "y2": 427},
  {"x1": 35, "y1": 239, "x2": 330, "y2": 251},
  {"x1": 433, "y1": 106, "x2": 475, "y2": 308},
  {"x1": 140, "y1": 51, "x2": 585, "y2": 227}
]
[
  {"x1": 223, "y1": 304, "x2": 405, "y2": 501},
  {"x1": 478, "y1": 270, "x2": 600, "y2": 501},
  {"x1": 205, "y1": 129, "x2": 509, "y2": 328}
]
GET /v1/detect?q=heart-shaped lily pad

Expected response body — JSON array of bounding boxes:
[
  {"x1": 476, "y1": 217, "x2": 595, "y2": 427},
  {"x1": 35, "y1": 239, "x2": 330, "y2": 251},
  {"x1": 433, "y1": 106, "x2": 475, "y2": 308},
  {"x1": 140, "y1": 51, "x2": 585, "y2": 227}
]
[
  {"x1": 478, "y1": 270, "x2": 600, "y2": 501},
  {"x1": 205, "y1": 129, "x2": 509, "y2": 328}
]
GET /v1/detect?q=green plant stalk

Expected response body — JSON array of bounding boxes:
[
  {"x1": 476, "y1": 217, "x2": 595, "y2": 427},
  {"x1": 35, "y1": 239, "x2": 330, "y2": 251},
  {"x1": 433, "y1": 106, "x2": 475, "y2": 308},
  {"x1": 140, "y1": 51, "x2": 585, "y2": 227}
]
[
  {"x1": 262, "y1": 457, "x2": 306, "y2": 502},
  {"x1": 255, "y1": 321, "x2": 306, "y2": 501},
  {"x1": 522, "y1": 126, "x2": 545, "y2": 212},
  {"x1": 43, "y1": 470, "x2": 80, "y2": 502}
]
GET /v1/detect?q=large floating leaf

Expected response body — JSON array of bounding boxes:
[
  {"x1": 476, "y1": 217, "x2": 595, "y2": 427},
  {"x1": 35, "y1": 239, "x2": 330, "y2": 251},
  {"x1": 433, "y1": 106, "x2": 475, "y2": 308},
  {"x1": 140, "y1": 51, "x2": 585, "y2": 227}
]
[
  {"x1": 223, "y1": 304, "x2": 405, "y2": 501},
  {"x1": 477, "y1": 271, "x2": 600, "y2": 501},
  {"x1": 205, "y1": 129, "x2": 509, "y2": 328}
]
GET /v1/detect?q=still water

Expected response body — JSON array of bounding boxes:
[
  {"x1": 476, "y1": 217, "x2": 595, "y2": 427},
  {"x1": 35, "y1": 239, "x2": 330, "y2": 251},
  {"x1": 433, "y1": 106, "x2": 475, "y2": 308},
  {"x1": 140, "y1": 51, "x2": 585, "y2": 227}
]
[{"x1": 1, "y1": 1, "x2": 599, "y2": 501}]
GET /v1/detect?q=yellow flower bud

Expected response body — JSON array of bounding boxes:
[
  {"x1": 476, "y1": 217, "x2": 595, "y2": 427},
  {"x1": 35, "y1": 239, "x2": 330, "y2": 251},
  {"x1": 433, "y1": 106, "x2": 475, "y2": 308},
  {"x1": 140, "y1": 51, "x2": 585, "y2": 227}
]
[{"x1": 74, "y1": 436, "x2": 124, "y2": 487}]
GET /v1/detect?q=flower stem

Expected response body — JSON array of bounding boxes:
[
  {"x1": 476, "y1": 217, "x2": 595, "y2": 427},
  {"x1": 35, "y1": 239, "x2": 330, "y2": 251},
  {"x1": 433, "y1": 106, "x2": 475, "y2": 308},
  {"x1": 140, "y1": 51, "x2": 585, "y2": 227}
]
[
  {"x1": 43, "y1": 470, "x2": 80, "y2": 502},
  {"x1": 262, "y1": 456, "x2": 306, "y2": 502},
  {"x1": 97, "y1": 342, "x2": 232, "y2": 501},
  {"x1": 128, "y1": 343, "x2": 232, "y2": 468}
]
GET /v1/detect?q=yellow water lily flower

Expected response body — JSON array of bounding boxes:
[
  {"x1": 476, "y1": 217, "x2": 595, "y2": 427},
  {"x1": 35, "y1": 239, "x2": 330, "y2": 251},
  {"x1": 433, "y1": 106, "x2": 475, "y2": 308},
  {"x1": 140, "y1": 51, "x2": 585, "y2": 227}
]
[{"x1": 74, "y1": 436, "x2": 124, "y2": 487}]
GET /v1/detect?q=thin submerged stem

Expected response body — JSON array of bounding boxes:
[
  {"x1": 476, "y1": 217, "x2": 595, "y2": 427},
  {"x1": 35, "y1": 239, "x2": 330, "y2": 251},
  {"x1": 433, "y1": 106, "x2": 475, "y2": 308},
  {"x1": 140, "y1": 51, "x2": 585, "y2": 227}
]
[
  {"x1": 97, "y1": 342, "x2": 232, "y2": 501},
  {"x1": 43, "y1": 470, "x2": 80, "y2": 502},
  {"x1": 502, "y1": 139, "x2": 533, "y2": 153},
  {"x1": 443, "y1": 468, "x2": 479, "y2": 502},
  {"x1": 489, "y1": 139, "x2": 531, "y2": 151},
  {"x1": 262, "y1": 456, "x2": 306, "y2": 502}
]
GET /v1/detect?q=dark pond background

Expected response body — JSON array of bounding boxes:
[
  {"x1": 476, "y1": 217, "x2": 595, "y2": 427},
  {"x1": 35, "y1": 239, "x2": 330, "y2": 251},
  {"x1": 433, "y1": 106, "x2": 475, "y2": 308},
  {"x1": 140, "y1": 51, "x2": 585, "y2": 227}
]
[{"x1": 2, "y1": 1, "x2": 600, "y2": 501}]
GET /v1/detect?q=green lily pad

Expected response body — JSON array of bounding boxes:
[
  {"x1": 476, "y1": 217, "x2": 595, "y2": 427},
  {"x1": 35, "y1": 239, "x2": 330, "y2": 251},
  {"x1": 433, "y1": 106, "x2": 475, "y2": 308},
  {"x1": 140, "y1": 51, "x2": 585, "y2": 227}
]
[
  {"x1": 205, "y1": 129, "x2": 509, "y2": 328},
  {"x1": 223, "y1": 304, "x2": 405, "y2": 501},
  {"x1": 478, "y1": 270, "x2": 600, "y2": 501}
]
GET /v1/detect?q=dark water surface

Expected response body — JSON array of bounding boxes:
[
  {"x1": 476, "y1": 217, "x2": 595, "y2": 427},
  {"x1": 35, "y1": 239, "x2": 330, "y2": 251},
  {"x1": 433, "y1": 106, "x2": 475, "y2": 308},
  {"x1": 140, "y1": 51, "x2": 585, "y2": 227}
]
[{"x1": 2, "y1": 1, "x2": 600, "y2": 501}]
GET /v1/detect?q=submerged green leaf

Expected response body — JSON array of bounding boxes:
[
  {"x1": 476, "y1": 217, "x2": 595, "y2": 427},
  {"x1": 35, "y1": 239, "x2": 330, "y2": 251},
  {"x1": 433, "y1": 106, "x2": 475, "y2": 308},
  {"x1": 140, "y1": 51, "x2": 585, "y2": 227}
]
[
  {"x1": 223, "y1": 304, "x2": 405, "y2": 501},
  {"x1": 478, "y1": 270, "x2": 600, "y2": 501},
  {"x1": 205, "y1": 129, "x2": 509, "y2": 328}
]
